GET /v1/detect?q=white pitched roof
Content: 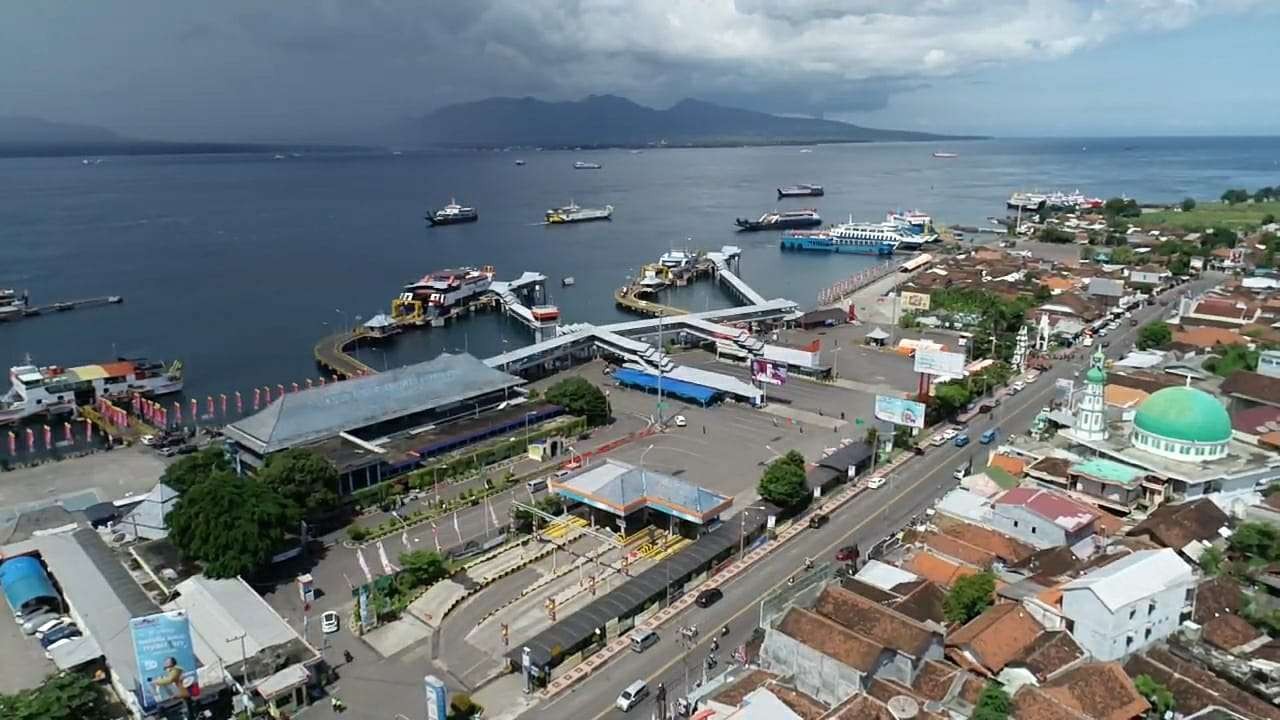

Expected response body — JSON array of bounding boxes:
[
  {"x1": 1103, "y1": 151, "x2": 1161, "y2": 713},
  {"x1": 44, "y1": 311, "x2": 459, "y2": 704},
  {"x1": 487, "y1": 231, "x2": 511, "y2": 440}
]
[
  {"x1": 1062, "y1": 548, "x2": 1193, "y2": 611},
  {"x1": 854, "y1": 560, "x2": 919, "y2": 592}
]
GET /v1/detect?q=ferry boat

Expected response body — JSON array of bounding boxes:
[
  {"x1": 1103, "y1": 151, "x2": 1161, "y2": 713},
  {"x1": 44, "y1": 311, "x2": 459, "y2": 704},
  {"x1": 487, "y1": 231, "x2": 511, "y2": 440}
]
[
  {"x1": 0, "y1": 289, "x2": 28, "y2": 322},
  {"x1": 886, "y1": 210, "x2": 933, "y2": 234},
  {"x1": 0, "y1": 358, "x2": 184, "y2": 426},
  {"x1": 514, "y1": 159, "x2": 526, "y2": 166},
  {"x1": 735, "y1": 209, "x2": 822, "y2": 231},
  {"x1": 573, "y1": 161, "x2": 602, "y2": 170},
  {"x1": 403, "y1": 267, "x2": 495, "y2": 315},
  {"x1": 833, "y1": 220, "x2": 934, "y2": 251},
  {"x1": 561, "y1": 276, "x2": 575, "y2": 287},
  {"x1": 781, "y1": 229, "x2": 896, "y2": 256},
  {"x1": 777, "y1": 184, "x2": 824, "y2": 198},
  {"x1": 1007, "y1": 192, "x2": 1047, "y2": 211},
  {"x1": 426, "y1": 199, "x2": 479, "y2": 226},
  {"x1": 546, "y1": 201, "x2": 613, "y2": 223},
  {"x1": 932, "y1": 152, "x2": 959, "y2": 159},
  {"x1": 659, "y1": 250, "x2": 695, "y2": 268}
]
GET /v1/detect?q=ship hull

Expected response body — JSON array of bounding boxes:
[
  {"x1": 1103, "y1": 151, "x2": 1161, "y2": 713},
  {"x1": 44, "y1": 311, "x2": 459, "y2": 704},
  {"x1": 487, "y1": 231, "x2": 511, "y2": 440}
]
[
  {"x1": 781, "y1": 234, "x2": 895, "y2": 255},
  {"x1": 426, "y1": 213, "x2": 479, "y2": 226},
  {"x1": 736, "y1": 217, "x2": 822, "y2": 231},
  {"x1": 777, "y1": 187, "x2": 824, "y2": 197}
]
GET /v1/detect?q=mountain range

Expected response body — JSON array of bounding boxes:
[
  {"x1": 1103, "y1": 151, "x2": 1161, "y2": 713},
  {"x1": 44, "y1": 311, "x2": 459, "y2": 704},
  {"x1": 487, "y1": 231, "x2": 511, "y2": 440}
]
[{"x1": 405, "y1": 95, "x2": 979, "y2": 149}]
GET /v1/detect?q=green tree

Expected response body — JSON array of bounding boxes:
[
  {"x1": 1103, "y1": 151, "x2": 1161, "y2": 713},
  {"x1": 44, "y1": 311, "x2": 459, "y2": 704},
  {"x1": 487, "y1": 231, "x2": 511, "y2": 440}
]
[
  {"x1": 448, "y1": 692, "x2": 483, "y2": 720},
  {"x1": 1103, "y1": 197, "x2": 1141, "y2": 219},
  {"x1": 1198, "y1": 545, "x2": 1224, "y2": 576},
  {"x1": 167, "y1": 471, "x2": 299, "y2": 578},
  {"x1": 1133, "y1": 674, "x2": 1174, "y2": 718},
  {"x1": 1033, "y1": 283, "x2": 1053, "y2": 302},
  {"x1": 1203, "y1": 344, "x2": 1260, "y2": 378},
  {"x1": 1263, "y1": 212, "x2": 1276, "y2": 226},
  {"x1": 1221, "y1": 188, "x2": 1250, "y2": 205},
  {"x1": 257, "y1": 448, "x2": 340, "y2": 519},
  {"x1": 1254, "y1": 187, "x2": 1275, "y2": 204},
  {"x1": 160, "y1": 446, "x2": 230, "y2": 493},
  {"x1": 1180, "y1": 197, "x2": 1196, "y2": 212},
  {"x1": 1228, "y1": 521, "x2": 1280, "y2": 562},
  {"x1": 1167, "y1": 254, "x2": 1190, "y2": 275},
  {"x1": 1079, "y1": 245, "x2": 1096, "y2": 262},
  {"x1": 931, "y1": 382, "x2": 972, "y2": 421},
  {"x1": 972, "y1": 682, "x2": 1011, "y2": 720},
  {"x1": 513, "y1": 494, "x2": 566, "y2": 533},
  {"x1": 545, "y1": 377, "x2": 611, "y2": 426},
  {"x1": 757, "y1": 451, "x2": 808, "y2": 510},
  {"x1": 399, "y1": 550, "x2": 450, "y2": 589},
  {"x1": 1037, "y1": 227, "x2": 1073, "y2": 244},
  {"x1": 1205, "y1": 225, "x2": 1239, "y2": 249},
  {"x1": 944, "y1": 571, "x2": 996, "y2": 624},
  {"x1": 1110, "y1": 245, "x2": 1136, "y2": 265},
  {"x1": 0, "y1": 672, "x2": 114, "y2": 720},
  {"x1": 1136, "y1": 322, "x2": 1172, "y2": 350}
]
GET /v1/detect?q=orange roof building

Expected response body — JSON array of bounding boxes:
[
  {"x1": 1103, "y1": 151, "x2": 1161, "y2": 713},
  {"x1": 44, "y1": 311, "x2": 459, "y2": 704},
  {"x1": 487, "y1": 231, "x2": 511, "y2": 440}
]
[{"x1": 1104, "y1": 384, "x2": 1150, "y2": 409}]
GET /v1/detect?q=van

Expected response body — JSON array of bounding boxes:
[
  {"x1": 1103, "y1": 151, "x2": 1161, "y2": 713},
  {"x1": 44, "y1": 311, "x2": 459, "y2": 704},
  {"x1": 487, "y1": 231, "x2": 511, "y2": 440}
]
[
  {"x1": 630, "y1": 630, "x2": 659, "y2": 653},
  {"x1": 808, "y1": 513, "x2": 830, "y2": 529},
  {"x1": 980, "y1": 429, "x2": 998, "y2": 445},
  {"x1": 526, "y1": 477, "x2": 548, "y2": 494},
  {"x1": 616, "y1": 680, "x2": 650, "y2": 712}
]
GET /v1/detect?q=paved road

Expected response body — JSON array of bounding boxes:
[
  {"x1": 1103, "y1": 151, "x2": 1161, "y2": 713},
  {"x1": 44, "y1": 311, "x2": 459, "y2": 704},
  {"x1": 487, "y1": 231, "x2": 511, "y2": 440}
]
[{"x1": 528, "y1": 276, "x2": 1214, "y2": 720}]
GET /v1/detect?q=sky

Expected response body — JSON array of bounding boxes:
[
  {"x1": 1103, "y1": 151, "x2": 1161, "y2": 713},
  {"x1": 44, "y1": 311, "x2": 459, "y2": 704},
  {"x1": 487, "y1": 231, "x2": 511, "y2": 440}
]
[{"x1": 2, "y1": 1, "x2": 1277, "y2": 141}]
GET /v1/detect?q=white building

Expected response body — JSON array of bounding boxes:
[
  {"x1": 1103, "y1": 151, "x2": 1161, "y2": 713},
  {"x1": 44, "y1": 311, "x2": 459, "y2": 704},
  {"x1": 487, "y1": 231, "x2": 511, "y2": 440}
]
[{"x1": 1060, "y1": 548, "x2": 1195, "y2": 661}]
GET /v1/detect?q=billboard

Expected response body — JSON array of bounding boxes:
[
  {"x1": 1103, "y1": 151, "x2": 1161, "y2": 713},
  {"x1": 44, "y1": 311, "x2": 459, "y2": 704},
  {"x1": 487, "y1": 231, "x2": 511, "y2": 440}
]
[
  {"x1": 425, "y1": 675, "x2": 448, "y2": 720},
  {"x1": 130, "y1": 611, "x2": 200, "y2": 712},
  {"x1": 913, "y1": 348, "x2": 966, "y2": 377},
  {"x1": 1054, "y1": 378, "x2": 1075, "y2": 403},
  {"x1": 750, "y1": 358, "x2": 788, "y2": 386},
  {"x1": 874, "y1": 395, "x2": 926, "y2": 429},
  {"x1": 900, "y1": 291, "x2": 932, "y2": 312}
]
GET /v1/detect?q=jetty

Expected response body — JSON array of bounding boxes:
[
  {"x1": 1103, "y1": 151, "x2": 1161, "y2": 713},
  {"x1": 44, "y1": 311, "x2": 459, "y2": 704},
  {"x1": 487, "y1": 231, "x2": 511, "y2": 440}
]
[
  {"x1": 1, "y1": 295, "x2": 123, "y2": 321},
  {"x1": 314, "y1": 328, "x2": 376, "y2": 379}
]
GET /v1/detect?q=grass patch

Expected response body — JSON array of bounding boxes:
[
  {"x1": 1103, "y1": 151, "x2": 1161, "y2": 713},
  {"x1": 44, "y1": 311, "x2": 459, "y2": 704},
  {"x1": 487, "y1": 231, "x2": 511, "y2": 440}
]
[{"x1": 1136, "y1": 200, "x2": 1278, "y2": 232}]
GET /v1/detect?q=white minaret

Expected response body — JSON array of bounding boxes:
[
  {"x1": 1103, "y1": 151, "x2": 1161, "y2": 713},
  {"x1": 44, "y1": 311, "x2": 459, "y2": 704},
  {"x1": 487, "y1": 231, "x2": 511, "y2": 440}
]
[
  {"x1": 1074, "y1": 349, "x2": 1109, "y2": 441},
  {"x1": 1013, "y1": 325, "x2": 1030, "y2": 373},
  {"x1": 1035, "y1": 312, "x2": 1051, "y2": 352}
]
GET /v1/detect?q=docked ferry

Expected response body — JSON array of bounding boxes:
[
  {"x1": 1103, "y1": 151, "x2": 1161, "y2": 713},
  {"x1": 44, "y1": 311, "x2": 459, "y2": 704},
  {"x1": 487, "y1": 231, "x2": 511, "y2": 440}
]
[
  {"x1": 546, "y1": 201, "x2": 613, "y2": 223},
  {"x1": 426, "y1": 199, "x2": 479, "y2": 226},
  {"x1": 886, "y1": 210, "x2": 933, "y2": 234},
  {"x1": 403, "y1": 267, "x2": 495, "y2": 314},
  {"x1": 0, "y1": 358, "x2": 184, "y2": 426},
  {"x1": 1007, "y1": 192, "x2": 1047, "y2": 211},
  {"x1": 777, "y1": 184, "x2": 824, "y2": 198},
  {"x1": 781, "y1": 229, "x2": 896, "y2": 256},
  {"x1": 0, "y1": 289, "x2": 28, "y2": 322},
  {"x1": 735, "y1": 209, "x2": 822, "y2": 231},
  {"x1": 832, "y1": 220, "x2": 934, "y2": 251}
]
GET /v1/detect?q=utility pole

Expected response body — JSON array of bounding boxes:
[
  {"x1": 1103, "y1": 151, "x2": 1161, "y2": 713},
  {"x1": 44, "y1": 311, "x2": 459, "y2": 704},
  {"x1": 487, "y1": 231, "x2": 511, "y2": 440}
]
[
  {"x1": 657, "y1": 313, "x2": 665, "y2": 426},
  {"x1": 227, "y1": 633, "x2": 249, "y2": 690}
]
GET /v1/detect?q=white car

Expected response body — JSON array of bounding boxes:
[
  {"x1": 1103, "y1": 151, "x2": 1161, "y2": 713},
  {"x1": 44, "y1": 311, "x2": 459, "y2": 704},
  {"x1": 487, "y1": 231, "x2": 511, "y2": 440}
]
[
  {"x1": 321, "y1": 611, "x2": 339, "y2": 634},
  {"x1": 929, "y1": 434, "x2": 947, "y2": 447},
  {"x1": 1013, "y1": 381, "x2": 1026, "y2": 392},
  {"x1": 867, "y1": 476, "x2": 887, "y2": 489},
  {"x1": 616, "y1": 680, "x2": 650, "y2": 712},
  {"x1": 1026, "y1": 372, "x2": 1040, "y2": 383},
  {"x1": 672, "y1": 415, "x2": 687, "y2": 428},
  {"x1": 140, "y1": 434, "x2": 157, "y2": 446},
  {"x1": 942, "y1": 428, "x2": 959, "y2": 441}
]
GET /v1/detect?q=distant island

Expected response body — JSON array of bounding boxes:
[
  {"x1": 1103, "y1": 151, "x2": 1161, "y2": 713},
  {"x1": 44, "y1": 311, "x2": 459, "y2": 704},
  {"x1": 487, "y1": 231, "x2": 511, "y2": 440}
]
[
  {"x1": 405, "y1": 94, "x2": 983, "y2": 149},
  {"x1": 0, "y1": 116, "x2": 363, "y2": 159}
]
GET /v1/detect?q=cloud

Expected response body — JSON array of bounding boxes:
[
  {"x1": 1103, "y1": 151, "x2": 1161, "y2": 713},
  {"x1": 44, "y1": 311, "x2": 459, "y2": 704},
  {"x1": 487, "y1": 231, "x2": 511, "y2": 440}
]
[{"x1": 0, "y1": 0, "x2": 1269, "y2": 139}]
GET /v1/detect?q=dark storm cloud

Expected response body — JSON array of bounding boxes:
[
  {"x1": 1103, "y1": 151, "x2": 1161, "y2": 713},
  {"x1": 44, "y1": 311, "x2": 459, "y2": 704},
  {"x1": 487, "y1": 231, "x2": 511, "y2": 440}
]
[{"x1": 0, "y1": 0, "x2": 1264, "y2": 141}]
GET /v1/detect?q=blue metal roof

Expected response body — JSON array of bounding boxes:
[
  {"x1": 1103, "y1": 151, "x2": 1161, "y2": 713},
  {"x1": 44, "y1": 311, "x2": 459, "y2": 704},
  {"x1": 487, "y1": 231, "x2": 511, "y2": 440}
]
[
  {"x1": 612, "y1": 368, "x2": 719, "y2": 405},
  {"x1": 0, "y1": 555, "x2": 57, "y2": 612}
]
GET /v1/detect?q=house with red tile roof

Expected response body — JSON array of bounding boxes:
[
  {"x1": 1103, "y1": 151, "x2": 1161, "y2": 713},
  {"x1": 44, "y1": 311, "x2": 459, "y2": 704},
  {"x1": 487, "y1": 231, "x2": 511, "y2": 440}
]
[
  {"x1": 946, "y1": 603, "x2": 1046, "y2": 677},
  {"x1": 990, "y1": 487, "x2": 1100, "y2": 549},
  {"x1": 1012, "y1": 662, "x2": 1150, "y2": 720}
]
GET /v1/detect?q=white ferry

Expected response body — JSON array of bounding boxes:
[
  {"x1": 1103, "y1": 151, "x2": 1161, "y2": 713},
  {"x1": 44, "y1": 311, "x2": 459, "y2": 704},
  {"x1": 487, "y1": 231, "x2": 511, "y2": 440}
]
[
  {"x1": 546, "y1": 201, "x2": 613, "y2": 223},
  {"x1": 0, "y1": 359, "x2": 184, "y2": 426}
]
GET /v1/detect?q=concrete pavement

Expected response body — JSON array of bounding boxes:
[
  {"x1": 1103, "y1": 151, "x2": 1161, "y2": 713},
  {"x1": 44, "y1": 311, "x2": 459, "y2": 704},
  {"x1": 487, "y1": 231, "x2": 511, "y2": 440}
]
[{"x1": 520, "y1": 277, "x2": 1213, "y2": 720}]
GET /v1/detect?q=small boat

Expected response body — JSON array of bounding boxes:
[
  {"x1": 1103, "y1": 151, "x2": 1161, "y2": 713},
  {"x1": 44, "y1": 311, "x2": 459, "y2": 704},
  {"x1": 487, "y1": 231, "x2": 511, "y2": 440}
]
[
  {"x1": 107, "y1": 296, "x2": 123, "y2": 304},
  {"x1": 932, "y1": 152, "x2": 959, "y2": 159},
  {"x1": 273, "y1": 154, "x2": 286, "y2": 160},
  {"x1": 561, "y1": 277, "x2": 576, "y2": 287},
  {"x1": 514, "y1": 159, "x2": 526, "y2": 166},
  {"x1": 573, "y1": 161, "x2": 602, "y2": 170},
  {"x1": 735, "y1": 209, "x2": 822, "y2": 232},
  {"x1": 777, "y1": 184, "x2": 824, "y2": 198},
  {"x1": 51, "y1": 302, "x2": 73, "y2": 312},
  {"x1": 798, "y1": 148, "x2": 813, "y2": 153},
  {"x1": 391, "y1": 150, "x2": 404, "y2": 156},
  {"x1": 426, "y1": 198, "x2": 479, "y2": 226}
]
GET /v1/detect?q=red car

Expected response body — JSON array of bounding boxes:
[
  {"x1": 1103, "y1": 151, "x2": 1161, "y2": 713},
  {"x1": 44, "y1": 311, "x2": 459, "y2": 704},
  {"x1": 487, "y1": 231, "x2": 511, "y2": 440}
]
[{"x1": 835, "y1": 545, "x2": 859, "y2": 563}]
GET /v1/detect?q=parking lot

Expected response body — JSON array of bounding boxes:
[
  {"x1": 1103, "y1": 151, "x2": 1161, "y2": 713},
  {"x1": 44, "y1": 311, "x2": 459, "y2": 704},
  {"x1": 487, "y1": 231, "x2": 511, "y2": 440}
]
[{"x1": 0, "y1": 606, "x2": 57, "y2": 694}]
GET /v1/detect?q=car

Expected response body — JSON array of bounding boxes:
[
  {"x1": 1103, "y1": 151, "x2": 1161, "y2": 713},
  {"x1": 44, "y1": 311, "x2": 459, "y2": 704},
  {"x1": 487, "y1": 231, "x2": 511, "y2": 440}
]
[
  {"x1": 980, "y1": 429, "x2": 999, "y2": 444},
  {"x1": 1026, "y1": 372, "x2": 1040, "y2": 383},
  {"x1": 942, "y1": 428, "x2": 959, "y2": 441},
  {"x1": 867, "y1": 476, "x2": 886, "y2": 489},
  {"x1": 808, "y1": 513, "x2": 830, "y2": 529},
  {"x1": 835, "y1": 545, "x2": 859, "y2": 562},
  {"x1": 694, "y1": 588, "x2": 723, "y2": 608},
  {"x1": 43, "y1": 636, "x2": 79, "y2": 659},
  {"x1": 929, "y1": 433, "x2": 946, "y2": 447},
  {"x1": 616, "y1": 680, "x2": 650, "y2": 712},
  {"x1": 175, "y1": 444, "x2": 196, "y2": 455},
  {"x1": 39, "y1": 624, "x2": 81, "y2": 648},
  {"x1": 953, "y1": 463, "x2": 970, "y2": 480},
  {"x1": 1007, "y1": 385, "x2": 1019, "y2": 396},
  {"x1": 1013, "y1": 381, "x2": 1026, "y2": 392},
  {"x1": 34, "y1": 617, "x2": 71, "y2": 639},
  {"x1": 672, "y1": 415, "x2": 687, "y2": 428},
  {"x1": 158, "y1": 446, "x2": 179, "y2": 457},
  {"x1": 321, "y1": 611, "x2": 340, "y2": 634},
  {"x1": 140, "y1": 434, "x2": 157, "y2": 446},
  {"x1": 21, "y1": 611, "x2": 59, "y2": 635},
  {"x1": 953, "y1": 434, "x2": 970, "y2": 448}
]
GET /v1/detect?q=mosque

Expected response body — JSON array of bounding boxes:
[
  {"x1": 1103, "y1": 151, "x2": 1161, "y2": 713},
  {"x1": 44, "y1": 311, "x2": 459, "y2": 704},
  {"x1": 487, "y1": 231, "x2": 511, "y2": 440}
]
[{"x1": 1020, "y1": 349, "x2": 1279, "y2": 515}]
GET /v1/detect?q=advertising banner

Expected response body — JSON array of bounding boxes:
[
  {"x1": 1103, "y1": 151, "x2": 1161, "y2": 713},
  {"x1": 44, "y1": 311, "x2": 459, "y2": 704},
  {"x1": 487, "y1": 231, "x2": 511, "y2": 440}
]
[
  {"x1": 1054, "y1": 378, "x2": 1075, "y2": 403},
  {"x1": 425, "y1": 675, "x2": 448, "y2": 720},
  {"x1": 913, "y1": 348, "x2": 967, "y2": 377},
  {"x1": 874, "y1": 395, "x2": 927, "y2": 429},
  {"x1": 900, "y1": 291, "x2": 932, "y2": 311},
  {"x1": 130, "y1": 611, "x2": 200, "y2": 711},
  {"x1": 750, "y1": 358, "x2": 788, "y2": 386}
]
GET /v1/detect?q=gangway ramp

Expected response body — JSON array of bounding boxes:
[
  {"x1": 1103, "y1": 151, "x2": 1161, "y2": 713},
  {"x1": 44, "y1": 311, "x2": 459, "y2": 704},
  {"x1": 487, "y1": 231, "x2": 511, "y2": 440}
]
[{"x1": 707, "y1": 249, "x2": 768, "y2": 307}]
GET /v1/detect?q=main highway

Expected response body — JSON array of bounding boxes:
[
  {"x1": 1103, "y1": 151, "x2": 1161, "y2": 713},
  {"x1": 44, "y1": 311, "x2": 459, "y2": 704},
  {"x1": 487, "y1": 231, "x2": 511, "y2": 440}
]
[{"x1": 528, "y1": 274, "x2": 1214, "y2": 720}]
